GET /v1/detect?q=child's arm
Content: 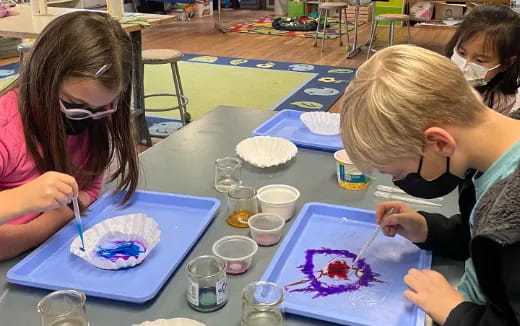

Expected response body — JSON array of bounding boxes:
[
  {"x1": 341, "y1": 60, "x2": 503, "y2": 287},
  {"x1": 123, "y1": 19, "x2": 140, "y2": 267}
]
[
  {"x1": 407, "y1": 243, "x2": 520, "y2": 326},
  {"x1": 0, "y1": 191, "x2": 91, "y2": 261},
  {"x1": 0, "y1": 172, "x2": 79, "y2": 226},
  {"x1": 415, "y1": 212, "x2": 470, "y2": 260}
]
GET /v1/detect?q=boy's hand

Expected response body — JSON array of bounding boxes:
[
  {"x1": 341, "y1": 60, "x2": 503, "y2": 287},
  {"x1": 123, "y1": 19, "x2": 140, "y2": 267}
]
[
  {"x1": 15, "y1": 172, "x2": 79, "y2": 214},
  {"x1": 375, "y1": 201, "x2": 428, "y2": 243},
  {"x1": 404, "y1": 268, "x2": 465, "y2": 325}
]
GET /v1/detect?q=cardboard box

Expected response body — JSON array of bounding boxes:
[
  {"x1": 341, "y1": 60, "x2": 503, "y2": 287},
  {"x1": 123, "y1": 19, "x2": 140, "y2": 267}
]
[
  {"x1": 410, "y1": 1, "x2": 434, "y2": 20},
  {"x1": 195, "y1": 0, "x2": 213, "y2": 17},
  {"x1": 435, "y1": 2, "x2": 465, "y2": 20}
]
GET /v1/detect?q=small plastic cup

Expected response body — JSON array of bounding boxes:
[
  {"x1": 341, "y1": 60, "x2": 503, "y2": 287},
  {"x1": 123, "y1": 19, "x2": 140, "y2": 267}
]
[
  {"x1": 257, "y1": 184, "x2": 300, "y2": 221},
  {"x1": 212, "y1": 235, "x2": 258, "y2": 275},
  {"x1": 334, "y1": 149, "x2": 370, "y2": 191},
  {"x1": 248, "y1": 213, "x2": 285, "y2": 246}
]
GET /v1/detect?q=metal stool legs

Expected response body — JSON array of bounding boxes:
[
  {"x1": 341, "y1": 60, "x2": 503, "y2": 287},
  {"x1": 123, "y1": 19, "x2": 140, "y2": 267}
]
[
  {"x1": 366, "y1": 20, "x2": 378, "y2": 59},
  {"x1": 388, "y1": 21, "x2": 394, "y2": 46},
  {"x1": 407, "y1": 21, "x2": 412, "y2": 43},
  {"x1": 144, "y1": 63, "x2": 190, "y2": 125}
]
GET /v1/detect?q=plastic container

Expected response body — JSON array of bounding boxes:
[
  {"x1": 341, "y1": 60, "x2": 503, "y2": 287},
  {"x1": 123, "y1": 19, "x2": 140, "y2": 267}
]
[
  {"x1": 257, "y1": 185, "x2": 300, "y2": 221},
  {"x1": 334, "y1": 149, "x2": 370, "y2": 191},
  {"x1": 212, "y1": 236, "x2": 258, "y2": 275},
  {"x1": 248, "y1": 213, "x2": 285, "y2": 246}
]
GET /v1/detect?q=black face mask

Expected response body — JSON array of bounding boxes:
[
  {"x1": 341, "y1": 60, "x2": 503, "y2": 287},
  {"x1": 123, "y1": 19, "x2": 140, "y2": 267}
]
[
  {"x1": 61, "y1": 100, "x2": 93, "y2": 135},
  {"x1": 393, "y1": 157, "x2": 464, "y2": 199}
]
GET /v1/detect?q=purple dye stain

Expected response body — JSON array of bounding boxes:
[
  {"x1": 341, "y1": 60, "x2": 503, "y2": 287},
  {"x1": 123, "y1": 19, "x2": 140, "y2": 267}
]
[
  {"x1": 285, "y1": 248, "x2": 383, "y2": 298},
  {"x1": 95, "y1": 240, "x2": 146, "y2": 262}
]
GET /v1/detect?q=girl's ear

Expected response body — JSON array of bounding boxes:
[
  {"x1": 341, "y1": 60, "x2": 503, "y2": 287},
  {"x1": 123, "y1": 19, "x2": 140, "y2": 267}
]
[{"x1": 502, "y1": 56, "x2": 518, "y2": 71}]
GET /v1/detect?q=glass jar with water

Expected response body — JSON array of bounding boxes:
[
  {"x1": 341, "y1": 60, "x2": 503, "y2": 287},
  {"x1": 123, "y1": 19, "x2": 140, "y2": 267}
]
[
  {"x1": 241, "y1": 281, "x2": 285, "y2": 326},
  {"x1": 187, "y1": 255, "x2": 229, "y2": 312},
  {"x1": 37, "y1": 289, "x2": 88, "y2": 326}
]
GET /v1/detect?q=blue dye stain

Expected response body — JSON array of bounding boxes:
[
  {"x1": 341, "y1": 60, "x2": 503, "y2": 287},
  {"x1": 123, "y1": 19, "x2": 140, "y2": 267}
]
[
  {"x1": 95, "y1": 241, "x2": 146, "y2": 262},
  {"x1": 76, "y1": 223, "x2": 85, "y2": 251}
]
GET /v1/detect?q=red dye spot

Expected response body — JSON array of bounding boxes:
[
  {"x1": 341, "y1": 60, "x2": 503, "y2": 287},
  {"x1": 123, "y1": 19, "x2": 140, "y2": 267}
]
[{"x1": 327, "y1": 260, "x2": 350, "y2": 279}]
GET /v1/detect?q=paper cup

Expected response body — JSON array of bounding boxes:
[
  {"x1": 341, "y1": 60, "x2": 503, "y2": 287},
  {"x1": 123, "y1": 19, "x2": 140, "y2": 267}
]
[
  {"x1": 334, "y1": 149, "x2": 370, "y2": 191},
  {"x1": 257, "y1": 185, "x2": 300, "y2": 221}
]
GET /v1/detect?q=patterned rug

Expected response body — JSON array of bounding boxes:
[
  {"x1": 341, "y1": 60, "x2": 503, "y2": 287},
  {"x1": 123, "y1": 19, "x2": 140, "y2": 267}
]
[
  {"x1": 1, "y1": 56, "x2": 356, "y2": 138},
  {"x1": 226, "y1": 16, "x2": 363, "y2": 40}
]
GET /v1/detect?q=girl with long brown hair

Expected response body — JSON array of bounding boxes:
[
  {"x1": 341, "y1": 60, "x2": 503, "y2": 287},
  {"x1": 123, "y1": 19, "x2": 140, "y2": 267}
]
[{"x1": 0, "y1": 11, "x2": 139, "y2": 260}]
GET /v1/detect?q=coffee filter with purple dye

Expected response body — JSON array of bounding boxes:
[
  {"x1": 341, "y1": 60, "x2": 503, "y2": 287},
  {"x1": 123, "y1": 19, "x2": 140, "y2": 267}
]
[{"x1": 70, "y1": 213, "x2": 161, "y2": 270}]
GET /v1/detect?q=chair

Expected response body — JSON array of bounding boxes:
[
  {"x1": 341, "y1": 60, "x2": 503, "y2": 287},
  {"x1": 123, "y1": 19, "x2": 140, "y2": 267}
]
[
  {"x1": 313, "y1": 1, "x2": 350, "y2": 53},
  {"x1": 142, "y1": 49, "x2": 191, "y2": 125},
  {"x1": 366, "y1": 13, "x2": 411, "y2": 59}
]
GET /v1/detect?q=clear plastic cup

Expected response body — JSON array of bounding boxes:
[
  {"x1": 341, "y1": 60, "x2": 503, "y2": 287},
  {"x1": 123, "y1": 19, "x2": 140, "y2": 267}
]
[
  {"x1": 248, "y1": 213, "x2": 285, "y2": 246},
  {"x1": 257, "y1": 184, "x2": 300, "y2": 221},
  {"x1": 212, "y1": 235, "x2": 258, "y2": 275}
]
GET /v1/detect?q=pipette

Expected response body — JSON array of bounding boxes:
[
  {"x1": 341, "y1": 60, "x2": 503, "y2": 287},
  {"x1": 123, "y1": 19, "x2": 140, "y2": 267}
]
[
  {"x1": 72, "y1": 196, "x2": 85, "y2": 251},
  {"x1": 348, "y1": 208, "x2": 394, "y2": 276},
  {"x1": 374, "y1": 191, "x2": 442, "y2": 207},
  {"x1": 376, "y1": 185, "x2": 444, "y2": 201}
]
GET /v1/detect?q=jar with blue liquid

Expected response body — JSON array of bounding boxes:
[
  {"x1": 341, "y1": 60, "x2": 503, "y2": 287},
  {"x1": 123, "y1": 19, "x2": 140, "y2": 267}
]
[{"x1": 187, "y1": 255, "x2": 228, "y2": 312}]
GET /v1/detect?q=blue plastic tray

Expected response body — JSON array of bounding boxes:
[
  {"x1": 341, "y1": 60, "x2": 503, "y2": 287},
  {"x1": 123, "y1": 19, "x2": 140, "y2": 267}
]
[
  {"x1": 7, "y1": 190, "x2": 220, "y2": 303},
  {"x1": 252, "y1": 110, "x2": 343, "y2": 152},
  {"x1": 261, "y1": 202, "x2": 431, "y2": 326}
]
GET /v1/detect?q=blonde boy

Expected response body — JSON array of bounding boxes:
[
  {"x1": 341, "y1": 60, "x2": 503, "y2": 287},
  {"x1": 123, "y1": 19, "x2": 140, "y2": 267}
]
[{"x1": 341, "y1": 45, "x2": 520, "y2": 325}]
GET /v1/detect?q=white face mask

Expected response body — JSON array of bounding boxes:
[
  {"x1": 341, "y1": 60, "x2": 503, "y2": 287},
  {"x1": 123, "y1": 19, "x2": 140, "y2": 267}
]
[{"x1": 451, "y1": 50, "x2": 501, "y2": 86}]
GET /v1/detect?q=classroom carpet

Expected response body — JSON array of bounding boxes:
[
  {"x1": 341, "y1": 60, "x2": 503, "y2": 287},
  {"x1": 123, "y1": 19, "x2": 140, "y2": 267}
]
[
  {"x1": 225, "y1": 16, "x2": 361, "y2": 40},
  {"x1": 0, "y1": 54, "x2": 356, "y2": 137}
]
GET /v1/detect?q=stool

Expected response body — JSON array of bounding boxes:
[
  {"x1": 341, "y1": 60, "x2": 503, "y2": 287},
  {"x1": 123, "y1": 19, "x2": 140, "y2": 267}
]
[
  {"x1": 142, "y1": 49, "x2": 191, "y2": 125},
  {"x1": 366, "y1": 13, "x2": 411, "y2": 59},
  {"x1": 16, "y1": 41, "x2": 33, "y2": 73},
  {"x1": 313, "y1": 2, "x2": 350, "y2": 53}
]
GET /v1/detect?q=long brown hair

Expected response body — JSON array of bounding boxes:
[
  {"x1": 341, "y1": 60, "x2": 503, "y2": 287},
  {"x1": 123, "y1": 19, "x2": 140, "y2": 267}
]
[
  {"x1": 445, "y1": 5, "x2": 520, "y2": 112},
  {"x1": 16, "y1": 11, "x2": 139, "y2": 205}
]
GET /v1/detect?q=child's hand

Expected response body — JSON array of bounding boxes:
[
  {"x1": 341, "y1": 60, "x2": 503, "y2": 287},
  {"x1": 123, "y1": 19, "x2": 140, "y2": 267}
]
[
  {"x1": 375, "y1": 201, "x2": 428, "y2": 243},
  {"x1": 404, "y1": 268, "x2": 465, "y2": 325},
  {"x1": 16, "y1": 172, "x2": 79, "y2": 214}
]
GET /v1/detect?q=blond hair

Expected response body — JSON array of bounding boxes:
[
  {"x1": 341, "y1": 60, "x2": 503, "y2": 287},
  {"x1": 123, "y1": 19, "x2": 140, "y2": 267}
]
[{"x1": 340, "y1": 45, "x2": 486, "y2": 172}]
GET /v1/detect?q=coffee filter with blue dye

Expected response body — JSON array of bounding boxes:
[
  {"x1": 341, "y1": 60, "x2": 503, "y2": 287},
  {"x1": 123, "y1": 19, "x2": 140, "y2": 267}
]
[{"x1": 70, "y1": 213, "x2": 161, "y2": 270}]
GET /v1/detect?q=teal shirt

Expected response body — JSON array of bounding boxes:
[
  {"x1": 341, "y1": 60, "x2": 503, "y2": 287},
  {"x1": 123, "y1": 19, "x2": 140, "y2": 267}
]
[{"x1": 458, "y1": 140, "x2": 520, "y2": 304}]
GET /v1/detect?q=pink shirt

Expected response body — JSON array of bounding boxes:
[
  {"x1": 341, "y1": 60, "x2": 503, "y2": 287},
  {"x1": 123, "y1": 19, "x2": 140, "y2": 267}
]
[{"x1": 0, "y1": 90, "x2": 102, "y2": 224}]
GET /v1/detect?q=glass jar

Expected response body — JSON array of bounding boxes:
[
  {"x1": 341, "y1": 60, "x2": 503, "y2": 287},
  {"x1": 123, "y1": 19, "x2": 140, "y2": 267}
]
[
  {"x1": 241, "y1": 281, "x2": 285, "y2": 326},
  {"x1": 214, "y1": 157, "x2": 242, "y2": 193},
  {"x1": 227, "y1": 186, "x2": 258, "y2": 228},
  {"x1": 37, "y1": 289, "x2": 88, "y2": 326},
  {"x1": 186, "y1": 255, "x2": 228, "y2": 312}
]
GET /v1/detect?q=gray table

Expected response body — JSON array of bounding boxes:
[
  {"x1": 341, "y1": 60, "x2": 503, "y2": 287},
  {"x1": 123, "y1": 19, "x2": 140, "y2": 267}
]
[{"x1": 0, "y1": 106, "x2": 464, "y2": 326}]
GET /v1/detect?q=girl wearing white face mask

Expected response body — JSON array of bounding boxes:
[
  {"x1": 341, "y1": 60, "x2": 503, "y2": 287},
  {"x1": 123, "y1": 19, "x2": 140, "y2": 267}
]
[{"x1": 446, "y1": 4, "x2": 520, "y2": 114}]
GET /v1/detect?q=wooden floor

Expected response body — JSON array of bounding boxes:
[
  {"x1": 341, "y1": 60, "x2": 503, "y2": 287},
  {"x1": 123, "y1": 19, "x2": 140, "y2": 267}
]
[{"x1": 142, "y1": 9, "x2": 455, "y2": 112}]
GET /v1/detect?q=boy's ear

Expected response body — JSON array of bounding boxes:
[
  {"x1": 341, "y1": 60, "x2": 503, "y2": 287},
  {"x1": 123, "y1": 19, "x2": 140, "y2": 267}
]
[{"x1": 423, "y1": 127, "x2": 456, "y2": 157}]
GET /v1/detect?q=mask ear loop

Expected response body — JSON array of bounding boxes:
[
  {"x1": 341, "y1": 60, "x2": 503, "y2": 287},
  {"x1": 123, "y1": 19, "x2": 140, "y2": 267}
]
[{"x1": 417, "y1": 156, "x2": 424, "y2": 173}]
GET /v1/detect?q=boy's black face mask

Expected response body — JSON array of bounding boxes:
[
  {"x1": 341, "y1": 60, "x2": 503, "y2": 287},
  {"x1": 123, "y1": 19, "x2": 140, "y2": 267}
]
[{"x1": 393, "y1": 157, "x2": 464, "y2": 199}]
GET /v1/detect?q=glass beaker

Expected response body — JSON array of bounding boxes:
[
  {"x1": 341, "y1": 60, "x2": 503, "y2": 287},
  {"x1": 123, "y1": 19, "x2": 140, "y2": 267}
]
[
  {"x1": 186, "y1": 255, "x2": 228, "y2": 312},
  {"x1": 37, "y1": 289, "x2": 88, "y2": 326},
  {"x1": 241, "y1": 281, "x2": 285, "y2": 326},
  {"x1": 214, "y1": 157, "x2": 242, "y2": 193},
  {"x1": 227, "y1": 186, "x2": 258, "y2": 228}
]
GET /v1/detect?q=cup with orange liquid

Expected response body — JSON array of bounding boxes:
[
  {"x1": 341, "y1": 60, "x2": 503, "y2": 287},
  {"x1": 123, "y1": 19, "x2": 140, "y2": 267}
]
[{"x1": 227, "y1": 186, "x2": 258, "y2": 228}]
